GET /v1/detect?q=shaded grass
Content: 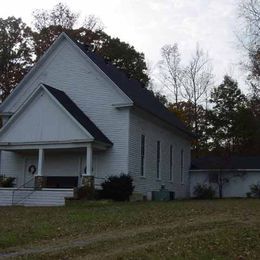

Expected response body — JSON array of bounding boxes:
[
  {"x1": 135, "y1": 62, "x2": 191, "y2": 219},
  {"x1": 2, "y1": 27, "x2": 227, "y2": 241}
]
[
  {"x1": 0, "y1": 199, "x2": 259, "y2": 259},
  {"x1": 116, "y1": 226, "x2": 260, "y2": 260},
  {"x1": 16, "y1": 219, "x2": 260, "y2": 259}
]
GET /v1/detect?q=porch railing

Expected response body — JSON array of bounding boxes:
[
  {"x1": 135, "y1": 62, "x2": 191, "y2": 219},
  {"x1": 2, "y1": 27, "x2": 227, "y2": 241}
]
[
  {"x1": 12, "y1": 176, "x2": 35, "y2": 205},
  {"x1": 11, "y1": 176, "x2": 107, "y2": 205}
]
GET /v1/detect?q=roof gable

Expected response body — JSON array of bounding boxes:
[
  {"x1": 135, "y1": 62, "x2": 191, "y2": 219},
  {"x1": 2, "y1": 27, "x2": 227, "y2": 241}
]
[
  {"x1": 0, "y1": 84, "x2": 112, "y2": 145},
  {"x1": 0, "y1": 33, "x2": 132, "y2": 113},
  {"x1": 43, "y1": 84, "x2": 112, "y2": 145}
]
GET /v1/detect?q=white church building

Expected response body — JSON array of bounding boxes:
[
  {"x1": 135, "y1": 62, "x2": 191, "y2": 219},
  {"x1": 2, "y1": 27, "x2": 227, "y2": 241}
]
[{"x1": 0, "y1": 33, "x2": 192, "y2": 206}]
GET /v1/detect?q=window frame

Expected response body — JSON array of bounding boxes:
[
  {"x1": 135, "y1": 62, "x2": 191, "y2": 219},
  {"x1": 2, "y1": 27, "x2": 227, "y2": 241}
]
[
  {"x1": 140, "y1": 134, "x2": 146, "y2": 177},
  {"x1": 156, "y1": 141, "x2": 161, "y2": 180},
  {"x1": 180, "y1": 149, "x2": 184, "y2": 184},
  {"x1": 169, "y1": 145, "x2": 173, "y2": 181}
]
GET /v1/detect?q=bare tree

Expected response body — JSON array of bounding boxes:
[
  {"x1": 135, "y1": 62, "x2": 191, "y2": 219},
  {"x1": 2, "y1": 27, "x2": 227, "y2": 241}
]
[
  {"x1": 32, "y1": 3, "x2": 79, "y2": 31},
  {"x1": 32, "y1": 3, "x2": 103, "y2": 32},
  {"x1": 238, "y1": 0, "x2": 260, "y2": 51},
  {"x1": 83, "y1": 15, "x2": 104, "y2": 32},
  {"x1": 238, "y1": 0, "x2": 260, "y2": 93},
  {"x1": 182, "y1": 45, "x2": 214, "y2": 138},
  {"x1": 157, "y1": 44, "x2": 183, "y2": 106}
]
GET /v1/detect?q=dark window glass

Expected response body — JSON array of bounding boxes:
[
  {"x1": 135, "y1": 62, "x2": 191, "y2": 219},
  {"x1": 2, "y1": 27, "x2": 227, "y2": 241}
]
[
  {"x1": 170, "y1": 145, "x2": 173, "y2": 181},
  {"x1": 156, "y1": 141, "x2": 161, "y2": 179},
  {"x1": 140, "y1": 135, "x2": 145, "y2": 176},
  {"x1": 181, "y1": 149, "x2": 184, "y2": 183}
]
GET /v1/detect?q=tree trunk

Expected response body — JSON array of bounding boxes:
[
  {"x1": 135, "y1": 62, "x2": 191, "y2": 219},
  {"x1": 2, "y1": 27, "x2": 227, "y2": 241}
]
[{"x1": 218, "y1": 172, "x2": 223, "y2": 199}]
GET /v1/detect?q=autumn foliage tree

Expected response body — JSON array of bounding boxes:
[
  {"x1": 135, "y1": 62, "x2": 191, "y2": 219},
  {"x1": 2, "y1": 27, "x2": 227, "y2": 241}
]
[
  {"x1": 168, "y1": 101, "x2": 209, "y2": 155},
  {"x1": 32, "y1": 3, "x2": 149, "y2": 85},
  {"x1": 0, "y1": 3, "x2": 149, "y2": 103},
  {"x1": 238, "y1": 0, "x2": 260, "y2": 94},
  {"x1": 0, "y1": 17, "x2": 33, "y2": 101}
]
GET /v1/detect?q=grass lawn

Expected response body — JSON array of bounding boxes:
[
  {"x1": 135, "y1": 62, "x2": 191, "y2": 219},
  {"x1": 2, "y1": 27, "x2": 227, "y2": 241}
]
[{"x1": 0, "y1": 199, "x2": 259, "y2": 259}]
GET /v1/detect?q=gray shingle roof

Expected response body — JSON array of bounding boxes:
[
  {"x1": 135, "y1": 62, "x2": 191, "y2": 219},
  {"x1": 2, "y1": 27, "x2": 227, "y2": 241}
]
[{"x1": 72, "y1": 39, "x2": 193, "y2": 138}]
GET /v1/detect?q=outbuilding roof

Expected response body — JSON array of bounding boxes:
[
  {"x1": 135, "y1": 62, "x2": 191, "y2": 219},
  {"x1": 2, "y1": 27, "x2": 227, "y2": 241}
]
[
  {"x1": 191, "y1": 155, "x2": 260, "y2": 170},
  {"x1": 44, "y1": 84, "x2": 113, "y2": 146}
]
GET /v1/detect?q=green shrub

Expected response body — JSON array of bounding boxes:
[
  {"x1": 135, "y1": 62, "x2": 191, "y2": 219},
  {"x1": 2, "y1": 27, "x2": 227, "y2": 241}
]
[
  {"x1": 75, "y1": 186, "x2": 100, "y2": 200},
  {"x1": 0, "y1": 177, "x2": 15, "y2": 187},
  {"x1": 100, "y1": 174, "x2": 134, "y2": 201},
  {"x1": 246, "y1": 192, "x2": 252, "y2": 198},
  {"x1": 193, "y1": 184, "x2": 215, "y2": 199},
  {"x1": 250, "y1": 184, "x2": 260, "y2": 198}
]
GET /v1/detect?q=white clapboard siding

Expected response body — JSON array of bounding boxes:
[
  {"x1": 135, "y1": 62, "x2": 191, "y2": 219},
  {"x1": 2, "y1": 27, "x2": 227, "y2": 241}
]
[
  {"x1": 1, "y1": 36, "x2": 130, "y2": 179},
  {"x1": 128, "y1": 107, "x2": 191, "y2": 199},
  {"x1": 190, "y1": 170, "x2": 260, "y2": 198},
  {"x1": 0, "y1": 90, "x2": 90, "y2": 143},
  {"x1": 0, "y1": 151, "x2": 24, "y2": 187}
]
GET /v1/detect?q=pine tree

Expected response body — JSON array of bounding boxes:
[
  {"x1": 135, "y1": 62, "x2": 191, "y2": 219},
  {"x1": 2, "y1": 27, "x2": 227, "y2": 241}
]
[{"x1": 209, "y1": 75, "x2": 247, "y2": 152}]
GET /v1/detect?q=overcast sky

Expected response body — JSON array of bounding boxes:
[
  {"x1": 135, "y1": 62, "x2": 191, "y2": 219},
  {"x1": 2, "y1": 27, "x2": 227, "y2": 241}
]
[{"x1": 0, "y1": 0, "x2": 248, "y2": 94}]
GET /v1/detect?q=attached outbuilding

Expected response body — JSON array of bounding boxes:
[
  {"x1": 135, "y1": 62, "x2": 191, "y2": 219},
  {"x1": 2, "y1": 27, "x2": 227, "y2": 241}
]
[{"x1": 190, "y1": 156, "x2": 260, "y2": 198}]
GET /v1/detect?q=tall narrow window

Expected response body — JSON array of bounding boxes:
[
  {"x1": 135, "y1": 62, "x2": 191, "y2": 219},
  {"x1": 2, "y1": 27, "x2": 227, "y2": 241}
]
[
  {"x1": 180, "y1": 149, "x2": 184, "y2": 184},
  {"x1": 169, "y1": 145, "x2": 173, "y2": 181},
  {"x1": 140, "y1": 135, "x2": 145, "y2": 176},
  {"x1": 156, "y1": 141, "x2": 161, "y2": 179}
]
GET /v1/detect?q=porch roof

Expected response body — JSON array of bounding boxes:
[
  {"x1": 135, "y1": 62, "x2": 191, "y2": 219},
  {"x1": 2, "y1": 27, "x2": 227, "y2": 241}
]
[
  {"x1": 43, "y1": 84, "x2": 112, "y2": 146},
  {"x1": 0, "y1": 84, "x2": 113, "y2": 149}
]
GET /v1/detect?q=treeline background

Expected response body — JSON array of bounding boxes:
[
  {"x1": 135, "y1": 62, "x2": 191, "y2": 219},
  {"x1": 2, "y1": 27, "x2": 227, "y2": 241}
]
[{"x1": 0, "y1": 1, "x2": 259, "y2": 157}]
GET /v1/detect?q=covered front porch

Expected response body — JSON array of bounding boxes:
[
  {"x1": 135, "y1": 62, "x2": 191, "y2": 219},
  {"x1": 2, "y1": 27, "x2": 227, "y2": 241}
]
[
  {"x1": 0, "y1": 141, "x2": 108, "y2": 189},
  {"x1": 0, "y1": 84, "x2": 113, "y2": 192}
]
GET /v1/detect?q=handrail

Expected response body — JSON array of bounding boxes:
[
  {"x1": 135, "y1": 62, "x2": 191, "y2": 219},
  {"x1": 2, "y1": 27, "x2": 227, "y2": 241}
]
[
  {"x1": 16, "y1": 176, "x2": 35, "y2": 190},
  {"x1": 12, "y1": 176, "x2": 35, "y2": 205},
  {"x1": 13, "y1": 189, "x2": 36, "y2": 206}
]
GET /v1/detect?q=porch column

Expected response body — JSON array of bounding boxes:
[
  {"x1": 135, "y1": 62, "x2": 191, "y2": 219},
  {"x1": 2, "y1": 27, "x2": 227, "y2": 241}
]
[
  {"x1": 86, "y1": 143, "x2": 93, "y2": 176},
  {"x1": 37, "y1": 148, "x2": 44, "y2": 176},
  {"x1": 35, "y1": 148, "x2": 46, "y2": 189},
  {"x1": 81, "y1": 144, "x2": 94, "y2": 191},
  {"x1": 0, "y1": 150, "x2": 2, "y2": 176}
]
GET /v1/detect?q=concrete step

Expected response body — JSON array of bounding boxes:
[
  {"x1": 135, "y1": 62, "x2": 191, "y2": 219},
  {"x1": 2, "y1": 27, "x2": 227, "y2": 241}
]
[
  {"x1": 24, "y1": 190, "x2": 74, "y2": 206},
  {"x1": 0, "y1": 189, "x2": 15, "y2": 206},
  {"x1": 0, "y1": 188, "x2": 74, "y2": 206}
]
